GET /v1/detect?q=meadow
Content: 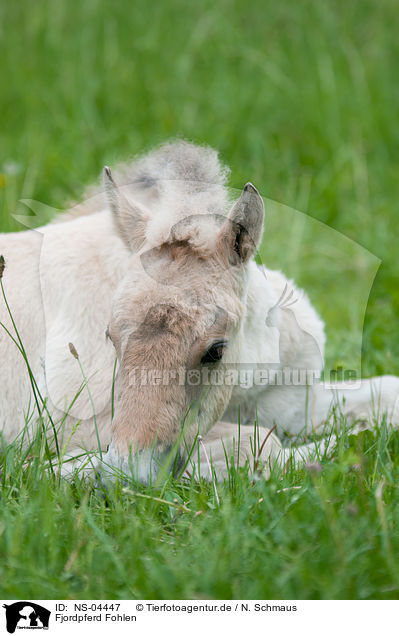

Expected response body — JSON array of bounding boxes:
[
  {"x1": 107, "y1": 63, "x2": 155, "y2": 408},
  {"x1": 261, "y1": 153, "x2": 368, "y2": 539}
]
[{"x1": 0, "y1": 0, "x2": 399, "y2": 599}]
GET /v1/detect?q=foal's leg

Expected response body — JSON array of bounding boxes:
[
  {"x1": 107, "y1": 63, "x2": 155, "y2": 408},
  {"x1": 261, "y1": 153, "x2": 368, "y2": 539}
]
[
  {"x1": 281, "y1": 376, "x2": 399, "y2": 465},
  {"x1": 188, "y1": 421, "x2": 283, "y2": 480},
  {"x1": 188, "y1": 421, "x2": 335, "y2": 480},
  {"x1": 255, "y1": 375, "x2": 399, "y2": 440},
  {"x1": 309, "y1": 375, "x2": 399, "y2": 433}
]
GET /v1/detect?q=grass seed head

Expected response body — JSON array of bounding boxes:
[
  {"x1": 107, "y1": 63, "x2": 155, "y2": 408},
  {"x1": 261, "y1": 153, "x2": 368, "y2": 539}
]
[
  {"x1": 0, "y1": 255, "x2": 5, "y2": 279},
  {"x1": 69, "y1": 342, "x2": 79, "y2": 360}
]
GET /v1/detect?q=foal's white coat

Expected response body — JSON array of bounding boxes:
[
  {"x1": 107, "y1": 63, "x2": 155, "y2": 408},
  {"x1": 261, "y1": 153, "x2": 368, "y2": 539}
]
[{"x1": 1, "y1": 141, "x2": 398, "y2": 482}]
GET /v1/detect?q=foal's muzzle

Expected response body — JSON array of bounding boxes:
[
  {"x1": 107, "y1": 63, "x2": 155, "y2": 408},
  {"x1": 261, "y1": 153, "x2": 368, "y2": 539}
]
[{"x1": 99, "y1": 442, "x2": 184, "y2": 486}]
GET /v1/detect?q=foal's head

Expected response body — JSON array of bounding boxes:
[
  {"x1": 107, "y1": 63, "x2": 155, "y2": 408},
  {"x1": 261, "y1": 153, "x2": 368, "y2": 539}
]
[{"x1": 102, "y1": 169, "x2": 264, "y2": 483}]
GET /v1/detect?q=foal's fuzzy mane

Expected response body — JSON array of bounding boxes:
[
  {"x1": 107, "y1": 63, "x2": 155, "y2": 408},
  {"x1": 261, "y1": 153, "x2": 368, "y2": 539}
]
[{"x1": 61, "y1": 140, "x2": 231, "y2": 222}]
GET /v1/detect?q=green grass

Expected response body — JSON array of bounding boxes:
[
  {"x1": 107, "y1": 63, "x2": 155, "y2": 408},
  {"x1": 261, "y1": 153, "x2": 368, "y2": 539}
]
[
  {"x1": 1, "y1": 422, "x2": 399, "y2": 599},
  {"x1": 1, "y1": 0, "x2": 399, "y2": 599}
]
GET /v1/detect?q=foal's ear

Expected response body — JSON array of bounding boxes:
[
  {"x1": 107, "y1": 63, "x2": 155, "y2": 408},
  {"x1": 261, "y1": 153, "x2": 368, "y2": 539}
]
[
  {"x1": 219, "y1": 183, "x2": 264, "y2": 264},
  {"x1": 103, "y1": 166, "x2": 150, "y2": 251}
]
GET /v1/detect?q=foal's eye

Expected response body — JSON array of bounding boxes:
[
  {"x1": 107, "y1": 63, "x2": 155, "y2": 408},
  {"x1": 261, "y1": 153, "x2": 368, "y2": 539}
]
[
  {"x1": 105, "y1": 326, "x2": 112, "y2": 342},
  {"x1": 200, "y1": 340, "x2": 228, "y2": 365}
]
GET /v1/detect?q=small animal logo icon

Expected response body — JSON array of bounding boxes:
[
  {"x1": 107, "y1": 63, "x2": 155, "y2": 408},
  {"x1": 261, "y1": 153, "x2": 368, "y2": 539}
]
[{"x1": 2, "y1": 602, "x2": 51, "y2": 633}]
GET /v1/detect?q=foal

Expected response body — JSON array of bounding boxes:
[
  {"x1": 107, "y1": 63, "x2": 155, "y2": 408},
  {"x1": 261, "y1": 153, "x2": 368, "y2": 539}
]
[{"x1": 0, "y1": 141, "x2": 398, "y2": 483}]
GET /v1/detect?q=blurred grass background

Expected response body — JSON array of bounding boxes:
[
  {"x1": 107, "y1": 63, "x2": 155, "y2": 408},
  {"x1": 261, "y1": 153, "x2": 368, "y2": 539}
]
[{"x1": 1, "y1": 0, "x2": 398, "y2": 377}]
